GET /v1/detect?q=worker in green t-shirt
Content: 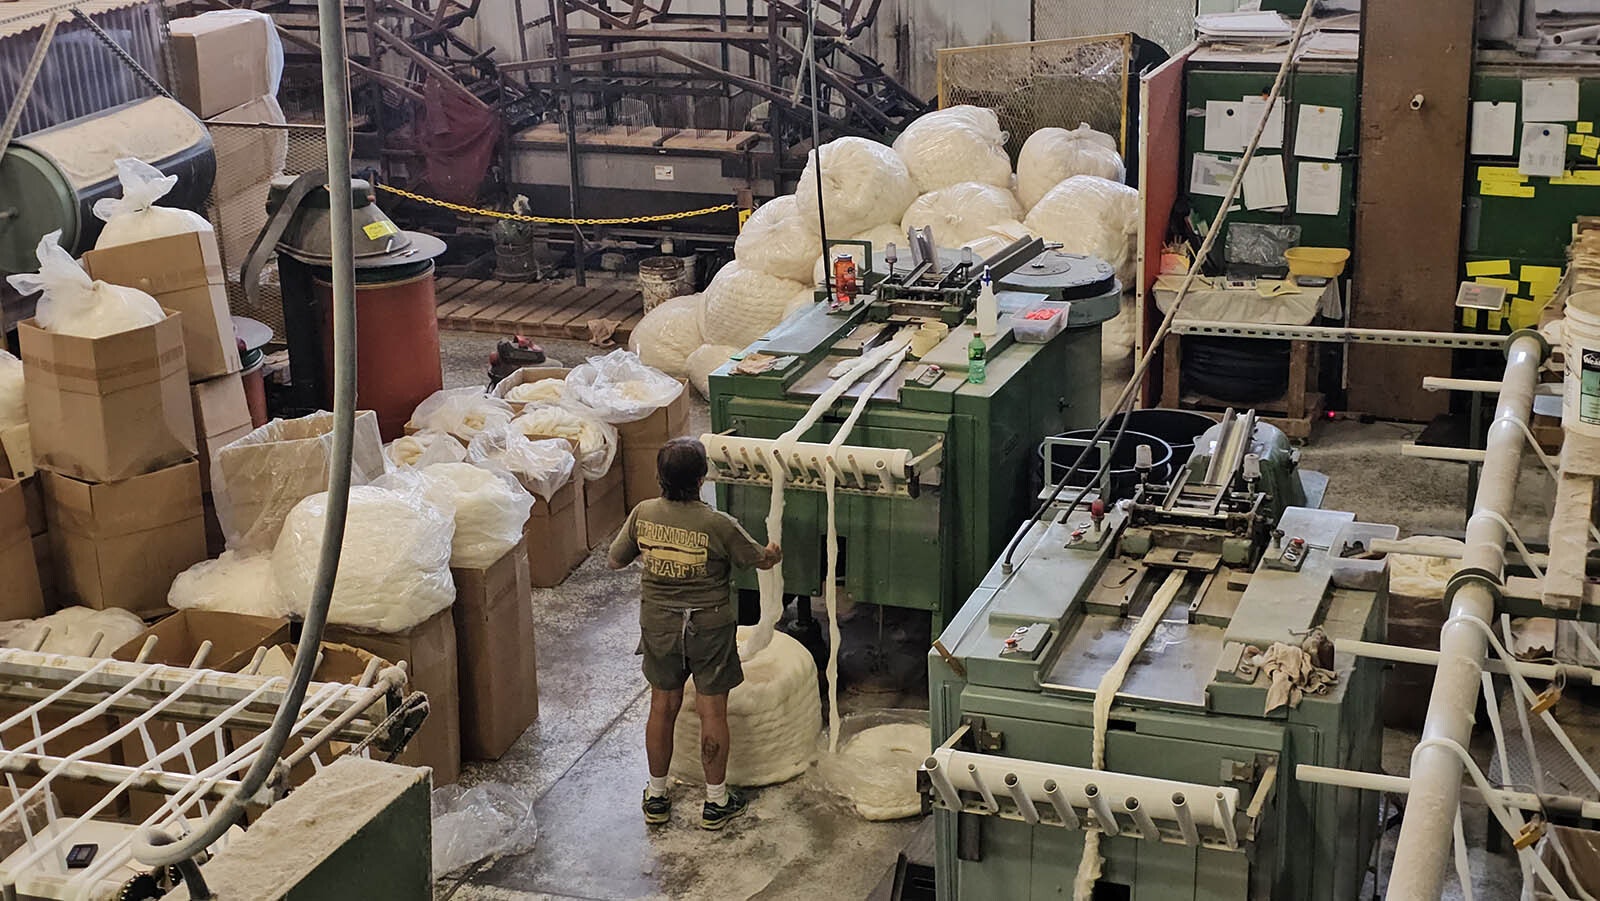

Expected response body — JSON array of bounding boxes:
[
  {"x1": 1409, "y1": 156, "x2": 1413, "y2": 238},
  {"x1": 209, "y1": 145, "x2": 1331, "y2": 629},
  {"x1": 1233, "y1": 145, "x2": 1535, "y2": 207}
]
[{"x1": 609, "y1": 437, "x2": 781, "y2": 830}]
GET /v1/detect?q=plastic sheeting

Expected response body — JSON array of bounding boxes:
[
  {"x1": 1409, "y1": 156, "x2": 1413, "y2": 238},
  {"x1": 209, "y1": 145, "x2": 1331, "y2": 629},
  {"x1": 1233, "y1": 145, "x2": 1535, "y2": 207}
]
[
  {"x1": 6, "y1": 230, "x2": 164, "y2": 338},
  {"x1": 383, "y1": 462, "x2": 533, "y2": 569},
  {"x1": 384, "y1": 430, "x2": 467, "y2": 470},
  {"x1": 270, "y1": 485, "x2": 456, "y2": 633},
  {"x1": 564, "y1": 349, "x2": 684, "y2": 424},
  {"x1": 892, "y1": 107, "x2": 1013, "y2": 193},
  {"x1": 1023, "y1": 175, "x2": 1140, "y2": 287},
  {"x1": 410, "y1": 387, "x2": 515, "y2": 443},
  {"x1": 816, "y1": 710, "x2": 930, "y2": 821},
  {"x1": 510, "y1": 404, "x2": 617, "y2": 481},
  {"x1": 91, "y1": 158, "x2": 214, "y2": 248},
  {"x1": 794, "y1": 137, "x2": 918, "y2": 237},
  {"x1": 431, "y1": 783, "x2": 538, "y2": 876},
  {"x1": 700, "y1": 261, "x2": 805, "y2": 349},
  {"x1": 1015, "y1": 124, "x2": 1125, "y2": 211},
  {"x1": 0, "y1": 351, "x2": 24, "y2": 428},
  {"x1": 627, "y1": 294, "x2": 705, "y2": 378},
  {"x1": 900, "y1": 182, "x2": 1023, "y2": 248},
  {"x1": 733, "y1": 195, "x2": 822, "y2": 283},
  {"x1": 686, "y1": 344, "x2": 738, "y2": 400},
  {"x1": 168, "y1": 551, "x2": 294, "y2": 618},
  {"x1": 466, "y1": 426, "x2": 576, "y2": 501}
]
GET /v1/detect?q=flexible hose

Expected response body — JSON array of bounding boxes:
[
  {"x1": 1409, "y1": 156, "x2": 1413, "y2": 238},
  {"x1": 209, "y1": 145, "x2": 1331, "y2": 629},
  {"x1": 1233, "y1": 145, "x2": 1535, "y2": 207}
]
[{"x1": 132, "y1": 0, "x2": 360, "y2": 869}]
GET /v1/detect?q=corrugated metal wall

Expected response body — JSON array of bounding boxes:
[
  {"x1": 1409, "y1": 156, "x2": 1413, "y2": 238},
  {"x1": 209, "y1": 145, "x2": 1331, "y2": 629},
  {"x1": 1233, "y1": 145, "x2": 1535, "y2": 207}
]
[{"x1": 0, "y1": 0, "x2": 170, "y2": 138}]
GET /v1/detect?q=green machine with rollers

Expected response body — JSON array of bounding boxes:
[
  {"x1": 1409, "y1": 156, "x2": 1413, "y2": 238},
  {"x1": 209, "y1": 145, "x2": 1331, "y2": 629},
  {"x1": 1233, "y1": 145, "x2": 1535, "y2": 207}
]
[
  {"x1": 703, "y1": 233, "x2": 1120, "y2": 634},
  {"x1": 924, "y1": 410, "x2": 1390, "y2": 900}
]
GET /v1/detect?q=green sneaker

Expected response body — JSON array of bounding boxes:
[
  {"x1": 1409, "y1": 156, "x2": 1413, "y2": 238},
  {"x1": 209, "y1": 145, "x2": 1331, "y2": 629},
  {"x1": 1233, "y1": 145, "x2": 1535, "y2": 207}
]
[
  {"x1": 700, "y1": 789, "x2": 748, "y2": 831},
  {"x1": 642, "y1": 790, "x2": 671, "y2": 826}
]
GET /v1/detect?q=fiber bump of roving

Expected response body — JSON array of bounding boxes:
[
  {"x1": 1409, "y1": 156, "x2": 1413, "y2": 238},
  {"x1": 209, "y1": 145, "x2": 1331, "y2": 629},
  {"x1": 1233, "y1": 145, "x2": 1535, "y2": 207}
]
[
  {"x1": 892, "y1": 105, "x2": 1012, "y2": 193},
  {"x1": 700, "y1": 261, "x2": 805, "y2": 349},
  {"x1": 733, "y1": 195, "x2": 822, "y2": 282},
  {"x1": 900, "y1": 182, "x2": 1024, "y2": 248},
  {"x1": 794, "y1": 137, "x2": 918, "y2": 237},
  {"x1": 1015, "y1": 124, "x2": 1125, "y2": 211},
  {"x1": 1023, "y1": 175, "x2": 1140, "y2": 287},
  {"x1": 627, "y1": 293, "x2": 706, "y2": 377}
]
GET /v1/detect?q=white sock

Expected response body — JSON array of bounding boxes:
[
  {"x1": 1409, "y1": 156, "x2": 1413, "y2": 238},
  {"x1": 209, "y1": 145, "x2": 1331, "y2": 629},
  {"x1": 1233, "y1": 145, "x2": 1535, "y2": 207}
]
[
  {"x1": 706, "y1": 782, "x2": 728, "y2": 805},
  {"x1": 647, "y1": 775, "x2": 669, "y2": 798}
]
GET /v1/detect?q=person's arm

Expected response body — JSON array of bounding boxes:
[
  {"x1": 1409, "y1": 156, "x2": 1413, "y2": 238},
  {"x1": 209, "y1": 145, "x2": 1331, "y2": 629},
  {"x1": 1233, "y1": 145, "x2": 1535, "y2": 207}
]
[
  {"x1": 608, "y1": 507, "x2": 641, "y2": 570},
  {"x1": 723, "y1": 514, "x2": 782, "y2": 571}
]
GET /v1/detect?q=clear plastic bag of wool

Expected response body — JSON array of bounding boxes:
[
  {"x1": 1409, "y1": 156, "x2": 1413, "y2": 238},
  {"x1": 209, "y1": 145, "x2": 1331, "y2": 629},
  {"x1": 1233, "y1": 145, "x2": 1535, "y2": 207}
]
[
  {"x1": 6, "y1": 230, "x2": 164, "y2": 339},
  {"x1": 733, "y1": 195, "x2": 822, "y2": 283},
  {"x1": 0, "y1": 351, "x2": 23, "y2": 428},
  {"x1": 627, "y1": 293, "x2": 705, "y2": 378},
  {"x1": 700, "y1": 261, "x2": 806, "y2": 349},
  {"x1": 410, "y1": 387, "x2": 515, "y2": 444},
  {"x1": 900, "y1": 182, "x2": 1024, "y2": 249},
  {"x1": 169, "y1": 551, "x2": 295, "y2": 619},
  {"x1": 270, "y1": 484, "x2": 456, "y2": 632},
  {"x1": 814, "y1": 708, "x2": 931, "y2": 821},
  {"x1": 466, "y1": 426, "x2": 576, "y2": 502},
  {"x1": 670, "y1": 628, "x2": 822, "y2": 787},
  {"x1": 564, "y1": 348, "x2": 685, "y2": 424},
  {"x1": 509, "y1": 404, "x2": 618, "y2": 480},
  {"x1": 794, "y1": 136, "x2": 919, "y2": 237},
  {"x1": 91, "y1": 157, "x2": 215, "y2": 248},
  {"x1": 379, "y1": 462, "x2": 533, "y2": 569},
  {"x1": 686, "y1": 344, "x2": 739, "y2": 400},
  {"x1": 1022, "y1": 174, "x2": 1140, "y2": 287},
  {"x1": 1015, "y1": 124, "x2": 1126, "y2": 212},
  {"x1": 892, "y1": 109, "x2": 1014, "y2": 194},
  {"x1": 384, "y1": 429, "x2": 467, "y2": 470}
]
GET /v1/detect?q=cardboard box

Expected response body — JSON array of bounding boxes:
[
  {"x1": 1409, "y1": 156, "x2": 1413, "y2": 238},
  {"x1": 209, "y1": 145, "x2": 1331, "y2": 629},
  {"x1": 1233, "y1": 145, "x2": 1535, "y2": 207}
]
[
  {"x1": 43, "y1": 461, "x2": 207, "y2": 616},
  {"x1": 213, "y1": 410, "x2": 385, "y2": 554},
  {"x1": 190, "y1": 373, "x2": 254, "y2": 489},
  {"x1": 453, "y1": 544, "x2": 538, "y2": 761},
  {"x1": 32, "y1": 534, "x2": 55, "y2": 610},
  {"x1": 111, "y1": 609, "x2": 292, "y2": 821},
  {"x1": 490, "y1": 366, "x2": 571, "y2": 412},
  {"x1": 0, "y1": 479, "x2": 45, "y2": 621},
  {"x1": 617, "y1": 384, "x2": 691, "y2": 509},
  {"x1": 206, "y1": 94, "x2": 288, "y2": 198},
  {"x1": 19, "y1": 476, "x2": 44, "y2": 537},
  {"x1": 525, "y1": 476, "x2": 587, "y2": 588},
  {"x1": 585, "y1": 463, "x2": 627, "y2": 549},
  {"x1": 83, "y1": 232, "x2": 242, "y2": 381},
  {"x1": 19, "y1": 313, "x2": 196, "y2": 483},
  {"x1": 169, "y1": 14, "x2": 274, "y2": 118},
  {"x1": 325, "y1": 608, "x2": 461, "y2": 786},
  {"x1": 230, "y1": 642, "x2": 383, "y2": 791},
  {"x1": 0, "y1": 424, "x2": 32, "y2": 480}
]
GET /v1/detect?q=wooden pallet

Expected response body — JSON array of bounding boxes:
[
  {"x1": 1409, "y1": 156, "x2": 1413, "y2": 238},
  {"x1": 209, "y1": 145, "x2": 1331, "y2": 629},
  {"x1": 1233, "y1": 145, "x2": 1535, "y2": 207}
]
[{"x1": 432, "y1": 277, "x2": 645, "y2": 342}]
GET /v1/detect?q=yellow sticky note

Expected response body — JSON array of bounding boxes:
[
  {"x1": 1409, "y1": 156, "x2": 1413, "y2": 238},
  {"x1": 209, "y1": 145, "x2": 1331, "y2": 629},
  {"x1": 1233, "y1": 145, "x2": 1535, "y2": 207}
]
[
  {"x1": 362, "y1": 220, "x2": 399, "y2": 240},
  {"x1": 1529, "y1": 282, "x2": 1560, "y2": 300},
  {"x1": 1552, "y1": 169, "x2": 1600, "y2": 185},
  {"x1": 1478, "y1": 165, "x2": 1526, "y2": 182},
  {"x1": 1510, "y1": 298, "x2": 1544, "y2": 330},
  {"x1": 1475, "y1": 277, "x2": 1519, "y2": 292},
  {"x1": 1572, "y1": 134, "x2": 1587, "y2": 146},
  {"x1": 1581, "y1": 122, "x2": 1595, "y2": 134},
  {"x1": 1462, "y1": 309, "x2": 1480, "y2": 329},
  {"x1": 1584, "y1": 136, "x2": 1600, "y2": 157},
  {"x1": 1521, "y1": 265, "x2": 1563, "y2": 283},
  {"x1": 1466, "y1": 259, "x2": 1513, "y2": 277},
  {"x1": 1487, "y1": 308, "x2": 1506, "y2": 331},
  {"x1": 1481, "y1": 182, "x2": 1537, "y2": 198}
]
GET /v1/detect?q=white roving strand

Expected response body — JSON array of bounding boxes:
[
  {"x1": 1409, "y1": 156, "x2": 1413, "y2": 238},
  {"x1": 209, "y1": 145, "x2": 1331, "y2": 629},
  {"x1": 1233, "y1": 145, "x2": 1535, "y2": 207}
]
[
  {"x1": 1074, "y1": 569, "x2": 1184, "y2": 899},
  {"x1": 739, "y1": 333, "x2": 915, "y2": 661},
  {"x1": 822, "y1": 342, "x2": 910, "y2": 751}
]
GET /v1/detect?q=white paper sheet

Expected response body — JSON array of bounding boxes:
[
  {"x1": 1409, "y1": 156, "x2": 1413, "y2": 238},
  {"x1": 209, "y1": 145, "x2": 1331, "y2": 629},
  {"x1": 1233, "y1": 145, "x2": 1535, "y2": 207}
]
[
  {"x1": 1240, "y1": 96, "x2": 1286, "y2": 149},
  {"x1": 1294, "y1": 105, "x2": 1343, "y2": 160},
  {"x1": 1295, "y1": 161, "x2": 1343, "y2": 216},
  {"x1": 1242, "y1": 155, "x2": 1288, "y2": 210},
  {"x1": 1190, "y1": 153, "x2": 1239, "y2": 198},
  {"x1": 1519, "y1": 122, "x2": 1568, "y2": 177},
  {"x1": 1204, "y1": 100, "x2": 1245, "y2": 152},
  {"x1": 1470, "y1": 101, "x2": 1518, "y2": 156},
  {"x1": 1523, "y1": 78, "x2": 1580, "y2": 122}
]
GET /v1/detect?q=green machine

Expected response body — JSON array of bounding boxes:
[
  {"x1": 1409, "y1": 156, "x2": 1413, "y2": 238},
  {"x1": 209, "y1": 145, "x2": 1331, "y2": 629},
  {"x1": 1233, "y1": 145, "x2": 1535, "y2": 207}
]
[
  {"x1": 924, "y1": 410, "x2": 1390, "y2": 900},
  {"x1": 703, "y1": 234, "x2": 1119, "y2": 633}
]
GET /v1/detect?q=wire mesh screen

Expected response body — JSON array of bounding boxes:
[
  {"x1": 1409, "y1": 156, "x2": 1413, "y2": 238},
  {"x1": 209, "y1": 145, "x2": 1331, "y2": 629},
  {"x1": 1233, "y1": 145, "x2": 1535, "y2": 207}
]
[
  {"x1": 937, "y1": 34, "x2": 1133, "y2": 157},
  {"x1": 204, "y1": 122, "x2": 329, "y2": 338},
  {"x1": 1032, "y1": 0, "x2": 1196, "y2": 57}
]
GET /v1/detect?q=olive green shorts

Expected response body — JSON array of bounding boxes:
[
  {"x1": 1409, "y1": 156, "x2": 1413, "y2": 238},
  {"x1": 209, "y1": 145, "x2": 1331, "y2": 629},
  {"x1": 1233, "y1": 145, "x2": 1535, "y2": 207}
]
[{"x1": 637, "y1": 603, "x2": 744, "y2": 696}]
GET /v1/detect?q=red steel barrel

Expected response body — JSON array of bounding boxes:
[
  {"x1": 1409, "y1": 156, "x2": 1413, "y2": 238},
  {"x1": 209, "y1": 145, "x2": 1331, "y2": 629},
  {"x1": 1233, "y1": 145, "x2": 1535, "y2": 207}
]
[{"x1": 313, "y1": 262, "x2": 443, "y2": 440}]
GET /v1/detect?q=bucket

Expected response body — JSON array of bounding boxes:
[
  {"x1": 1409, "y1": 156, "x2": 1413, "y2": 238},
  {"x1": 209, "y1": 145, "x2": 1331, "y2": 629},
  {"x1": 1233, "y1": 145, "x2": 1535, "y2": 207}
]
[
  {"x1": 1037, "y1": 429, "x2": 1174, "y2": 500},
  {"x1": 1103, "y1": 409, "x2": 1217, "y2": 468},
  {"x1": 1564, "y1": 290, "x2": 1600, "y2": 439},
  {"x1": 638, "y1": 256, "x2": 686, "y2": 311}
]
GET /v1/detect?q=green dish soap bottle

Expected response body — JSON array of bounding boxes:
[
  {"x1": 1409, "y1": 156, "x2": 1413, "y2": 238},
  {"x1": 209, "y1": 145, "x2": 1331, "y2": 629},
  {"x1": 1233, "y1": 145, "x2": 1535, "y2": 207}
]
[{"x1": 967, "y1": 333, "x2": 987, "y2": 384}]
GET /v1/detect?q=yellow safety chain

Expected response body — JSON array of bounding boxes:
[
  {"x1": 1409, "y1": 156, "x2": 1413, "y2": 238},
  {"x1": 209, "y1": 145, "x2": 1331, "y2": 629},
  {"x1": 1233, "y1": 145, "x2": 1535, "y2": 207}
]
[{"x1": 375, "y1": 183, "x2": 738, "y2": 225}]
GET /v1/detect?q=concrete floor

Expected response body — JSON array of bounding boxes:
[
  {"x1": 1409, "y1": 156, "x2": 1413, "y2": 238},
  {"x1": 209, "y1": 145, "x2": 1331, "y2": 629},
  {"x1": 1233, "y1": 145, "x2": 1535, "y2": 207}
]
[{"x1": 427, "y1": 330, "x2": 1571, "y2": 901}]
